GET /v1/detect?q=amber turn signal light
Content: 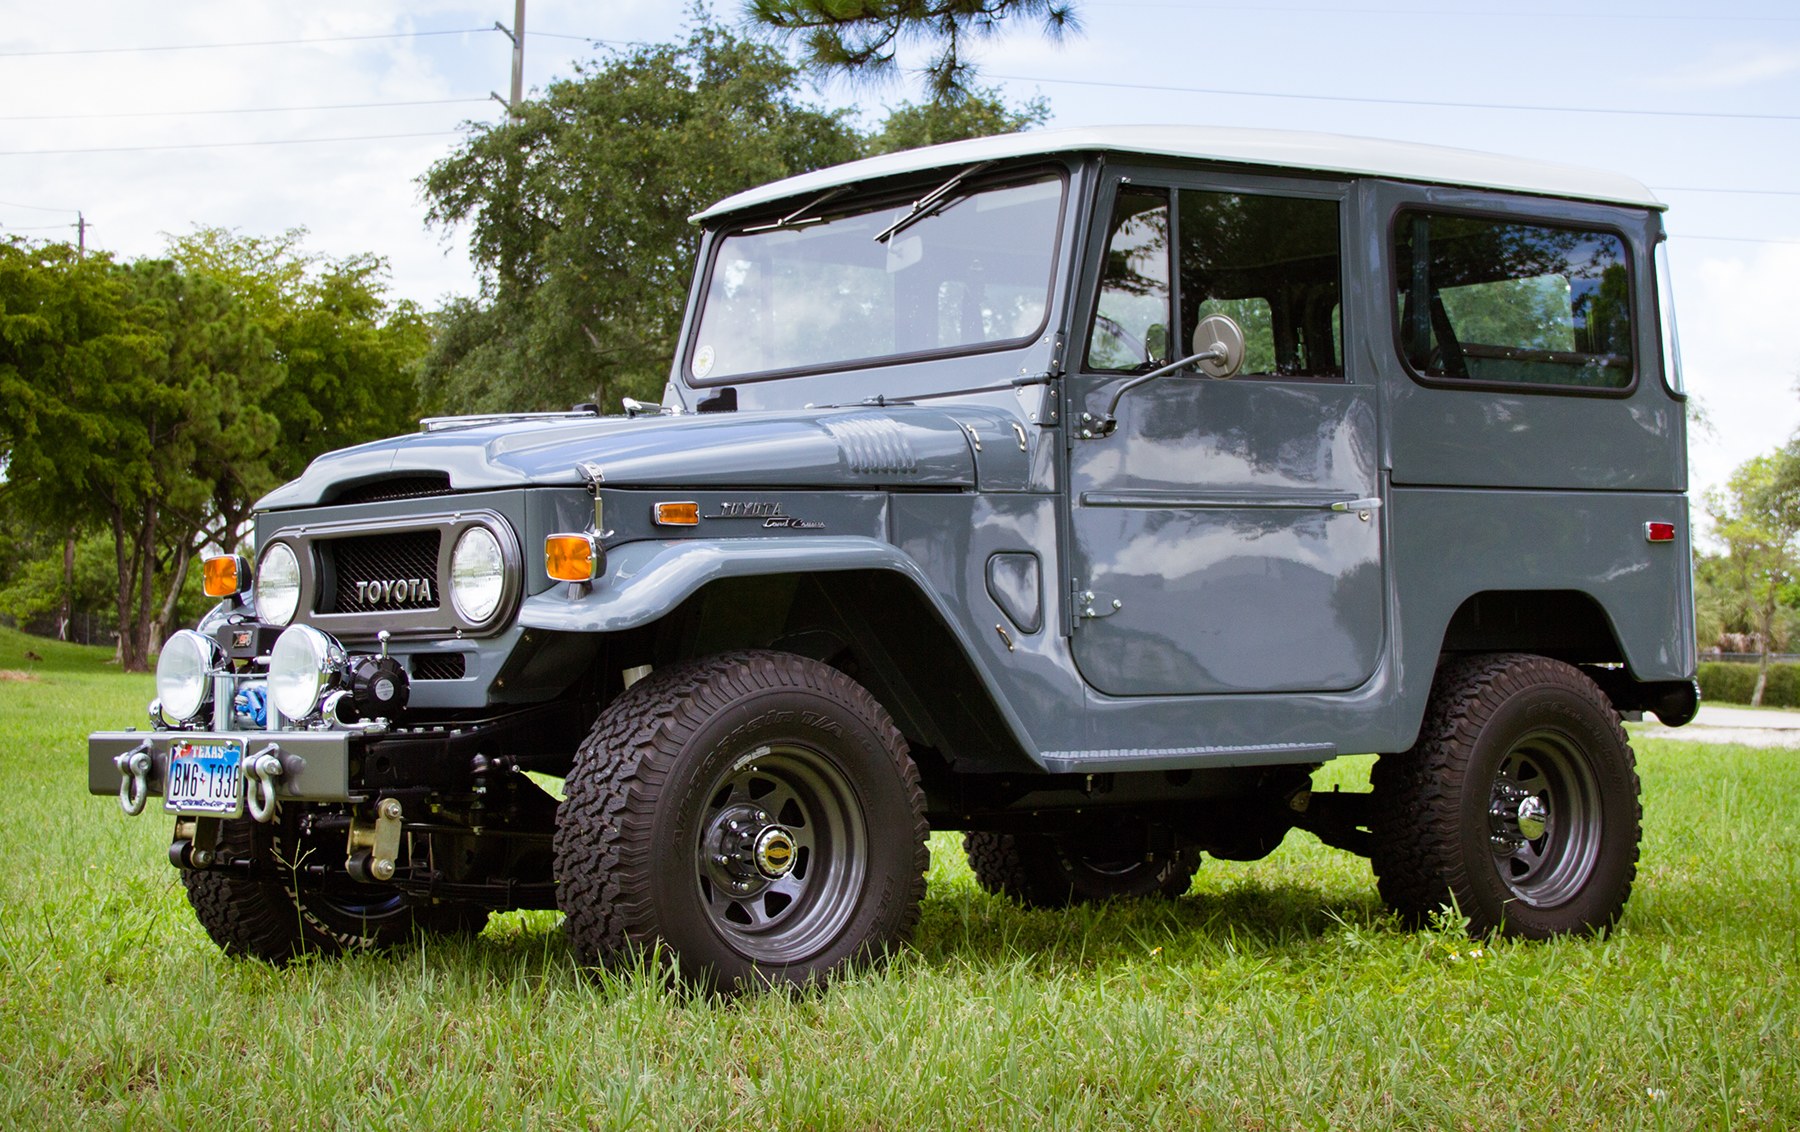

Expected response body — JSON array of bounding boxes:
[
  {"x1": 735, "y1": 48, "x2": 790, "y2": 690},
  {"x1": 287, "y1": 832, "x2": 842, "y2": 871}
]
[
  {"x1": 653, "y1": 501, "x2": 700, "y2": 526},
  {"x1": 202, "y1": 554, "x2": 248, "y2": 598},
  {"x1": 545, "y1": 533, "x2": 602, "y2": 582}
]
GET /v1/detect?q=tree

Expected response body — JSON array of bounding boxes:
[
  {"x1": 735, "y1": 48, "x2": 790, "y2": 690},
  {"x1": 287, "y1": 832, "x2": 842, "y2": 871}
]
[
  {"x1": 862, "y1": 85, "x2": 1048, "y2": 154},
  {"x1": 1704, "y1": 444, "x2": 1800, "y2": 706},
  {"x1": 747, "y1": 0, "x2": 1080, "y2": 101},
  {"x1": 420, "y1": 20, "x2": 862, "y2": 414},
  {"x1": 1, "y1": 233, "x2": 429, "y2": 668}
]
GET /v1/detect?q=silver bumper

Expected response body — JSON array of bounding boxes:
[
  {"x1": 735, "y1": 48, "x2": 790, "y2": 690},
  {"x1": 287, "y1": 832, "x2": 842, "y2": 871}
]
[{"x1": 87, "y1": 730, "x2": 355, "y2": 805}]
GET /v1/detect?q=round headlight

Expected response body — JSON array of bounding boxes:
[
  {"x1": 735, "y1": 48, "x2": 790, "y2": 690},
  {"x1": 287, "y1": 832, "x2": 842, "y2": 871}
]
[
  {"x1": 269, "y1": 624, "x2": 342, "y2": 722},
  {"x1": 450, "y1": 526, "x2": 506, "y2": 622},
  {"x1": 255, "y1": 542, "x2": 302, "y2": 626},
  {"x1": 156, "y1": 630, "x2": 218, "y2": 722}
]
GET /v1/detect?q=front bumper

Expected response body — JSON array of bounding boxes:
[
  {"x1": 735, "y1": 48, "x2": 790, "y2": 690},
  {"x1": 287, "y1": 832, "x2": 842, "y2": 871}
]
[
  {"x1": 89, "y1": 730, "x2": 354, "y2": 804},
  {"x1": 88, "y1": 701, "x2": 594, "y2": 813}
]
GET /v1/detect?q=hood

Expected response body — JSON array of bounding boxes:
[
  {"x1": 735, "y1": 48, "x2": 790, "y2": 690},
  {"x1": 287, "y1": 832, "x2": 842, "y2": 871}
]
[{"x1": 257, "y1": 405, "x2": 1019, "y2": 510}]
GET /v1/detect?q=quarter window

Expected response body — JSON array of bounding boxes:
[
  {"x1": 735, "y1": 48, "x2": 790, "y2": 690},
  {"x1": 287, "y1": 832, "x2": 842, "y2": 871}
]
[{"x1": 1394, "y1": 212, "x2": 1632, "y2": 389}]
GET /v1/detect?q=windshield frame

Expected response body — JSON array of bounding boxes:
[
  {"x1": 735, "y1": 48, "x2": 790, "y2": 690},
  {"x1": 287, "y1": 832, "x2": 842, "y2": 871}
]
[{"x1": 682, "y1": 164, "x2": 1070, "y2": 388}]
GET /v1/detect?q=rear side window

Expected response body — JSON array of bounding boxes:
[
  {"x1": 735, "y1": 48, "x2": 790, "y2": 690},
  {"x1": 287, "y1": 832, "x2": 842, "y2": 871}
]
[{"x1": 1394, "y1": 212, "x2": 1632, "y2": 390}]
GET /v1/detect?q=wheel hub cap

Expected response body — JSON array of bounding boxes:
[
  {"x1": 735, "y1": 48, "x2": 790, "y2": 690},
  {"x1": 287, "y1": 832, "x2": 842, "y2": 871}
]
[
  {"x1": 1514, "y1": 795, "x2": 1549, "y2": 841},
  {"x1": 754, "y1": 825, "x2": 797, "y2": 879}
]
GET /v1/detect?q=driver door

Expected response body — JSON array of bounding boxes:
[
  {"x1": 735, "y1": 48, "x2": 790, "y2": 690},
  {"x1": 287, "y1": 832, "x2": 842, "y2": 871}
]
[{"x1": 1066, "y1": 170, "x2": 1385, "y2": 697}]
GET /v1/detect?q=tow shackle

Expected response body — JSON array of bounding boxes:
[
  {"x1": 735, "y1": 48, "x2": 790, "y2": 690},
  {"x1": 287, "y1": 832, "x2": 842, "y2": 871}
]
[
  {"x1": 245, "y1": 745, "x2": 285, "y2": 824},
  {"x1": 115, "y1": 741, "x2": 154, "y2": 816}
]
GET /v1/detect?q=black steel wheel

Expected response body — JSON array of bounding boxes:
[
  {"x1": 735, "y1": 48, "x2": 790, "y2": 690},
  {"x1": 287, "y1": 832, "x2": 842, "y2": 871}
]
[
  {"x1": 183, "y1": 810, "x2": 425, "y2": 963},
  {"x1": 1370, "y1": 653, "x2": 1641, "y2": 938},
  {"x1": 554, "y1": 650, "x2": 929, "y2": 991},
  {"x1": 963, "y1": 830, "x2": 1199, "y2": 909}
]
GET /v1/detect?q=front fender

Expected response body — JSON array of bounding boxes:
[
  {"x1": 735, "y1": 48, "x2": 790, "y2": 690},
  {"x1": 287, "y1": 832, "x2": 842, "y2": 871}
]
[{"x1": 520, "y1": 536, "x2": 946, "y2": 635}]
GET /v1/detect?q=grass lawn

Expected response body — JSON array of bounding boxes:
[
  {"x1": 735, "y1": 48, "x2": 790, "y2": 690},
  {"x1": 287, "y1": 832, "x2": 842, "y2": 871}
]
[{"x1": 2, "y1": 624, "x2": 1795, "y2": 1129}]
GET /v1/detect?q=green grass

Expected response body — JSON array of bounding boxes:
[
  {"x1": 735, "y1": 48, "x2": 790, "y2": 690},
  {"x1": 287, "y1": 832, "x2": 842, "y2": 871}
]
[{"x1": 3, "y1": 635, "x2": 1796, "y2": 1129}]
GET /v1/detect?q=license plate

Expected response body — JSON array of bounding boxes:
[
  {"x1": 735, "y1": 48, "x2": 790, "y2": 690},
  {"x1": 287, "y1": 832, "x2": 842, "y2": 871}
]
[{"x1": 164, "y1": 739, "x2": 245, "y2": 817}]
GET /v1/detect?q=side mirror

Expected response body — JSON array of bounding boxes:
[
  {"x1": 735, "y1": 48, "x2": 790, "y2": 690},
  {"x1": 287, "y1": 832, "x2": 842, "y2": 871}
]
[
  {"x1": 1090, "y1": 313, "x2": 1246, "y2": 437},
  {"x1": 1189, "y1": 313, "x2": 1246, "y2": 380}
]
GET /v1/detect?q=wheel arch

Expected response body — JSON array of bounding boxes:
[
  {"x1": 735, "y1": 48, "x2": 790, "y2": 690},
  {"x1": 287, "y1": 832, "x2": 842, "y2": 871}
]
[
  {"x1": 1436, "y1": 589, "x2": 1697, "y2": 725},
  {"x1": 519, "y1": 537, "x2": 1038, "y2": 776}
]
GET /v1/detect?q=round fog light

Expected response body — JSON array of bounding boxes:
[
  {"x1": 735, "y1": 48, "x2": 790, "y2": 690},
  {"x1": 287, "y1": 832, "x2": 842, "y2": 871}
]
[
  {"x1": 156, "y1": 630, "x2": 219, "y2": 722},
  {"x1": 269, "y1": 624, "x2": 344, "y2": 722}
]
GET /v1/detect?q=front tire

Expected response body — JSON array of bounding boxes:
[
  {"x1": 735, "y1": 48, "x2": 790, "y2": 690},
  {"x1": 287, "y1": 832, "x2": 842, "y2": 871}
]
[
  {"x1": 1370, "y1": 653, "x2": 1641, "y2": 938},
  {"x1": 182, "y1": 812, "x2": 434, "y2": 963},
  {"x1": 554, "y1": 650, "x2": 929, "y2": 991}
]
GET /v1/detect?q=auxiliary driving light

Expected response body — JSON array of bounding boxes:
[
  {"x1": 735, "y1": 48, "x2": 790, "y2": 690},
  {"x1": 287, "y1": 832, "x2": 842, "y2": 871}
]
[
  {"x1": 268, "y1": 624, "x2": 345, "y2": 722},
  {"x1": 155, "y1": 629, "x2": 221, "y2": 723}
]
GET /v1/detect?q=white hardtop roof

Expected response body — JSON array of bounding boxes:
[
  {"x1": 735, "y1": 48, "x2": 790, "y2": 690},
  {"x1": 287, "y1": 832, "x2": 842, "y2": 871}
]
[{"x1": 693, "y1": 124, "x2": 1663, "y2": 221}]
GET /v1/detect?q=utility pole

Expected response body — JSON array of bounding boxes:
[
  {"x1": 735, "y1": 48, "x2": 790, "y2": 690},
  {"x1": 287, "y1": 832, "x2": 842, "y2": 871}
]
[
  {"x1": 493, "y1": 0, "x2": 526, "y2": 119},
  {"x1": 76, "y1": 211, "x2": 87, "y2": 259}
]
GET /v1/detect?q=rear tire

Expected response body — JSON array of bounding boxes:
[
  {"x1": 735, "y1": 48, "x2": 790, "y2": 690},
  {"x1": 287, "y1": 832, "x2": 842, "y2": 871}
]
[
  {"x1": 554, "y1": 650, "x2": 929, "y2": 991},
  {"x1": 963, "y1": 830, "x2": 1199, "y2": 909},
  {"x1": 1370, "y1": 653, "x2": 1641, "y2": 938}
]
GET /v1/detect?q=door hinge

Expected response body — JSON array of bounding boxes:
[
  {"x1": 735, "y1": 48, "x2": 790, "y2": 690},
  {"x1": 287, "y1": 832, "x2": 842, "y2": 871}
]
[{"x1": 1073, "y1": 581, "x2": 1122, "y2": 620}]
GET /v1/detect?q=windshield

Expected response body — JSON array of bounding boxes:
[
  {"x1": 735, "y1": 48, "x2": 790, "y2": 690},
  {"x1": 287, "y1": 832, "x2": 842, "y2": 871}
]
[{"x1": 688, "y1": 173, "x2": 1064, "y2": 383}]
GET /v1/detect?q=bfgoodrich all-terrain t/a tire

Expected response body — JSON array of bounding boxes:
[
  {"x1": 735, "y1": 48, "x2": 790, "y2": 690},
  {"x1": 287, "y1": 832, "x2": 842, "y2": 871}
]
[
  {"x1": 963, "y1": 831, "x2": 1199, "y2": 908},
  {"x1": 553, "y1": 650, "x2": 930, "y2": 991},
  {"x1": 1370, "y1": 653, "x2": 1642, "y2": 938},
  {"x1": 182, "y1": 812, "x2": 482, "y2": 963}
]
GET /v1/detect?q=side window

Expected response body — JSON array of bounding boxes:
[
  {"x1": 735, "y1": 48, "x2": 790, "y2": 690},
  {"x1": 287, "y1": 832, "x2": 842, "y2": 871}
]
[
  {"x1": 1086, "y1": 188, "x2": 1171, "y2": 372},
  {"x1": 1394, "y1": 212, "x2": 1632, "y2": 389},
  {"x1": 1178, "y1": 191, "x2": 1343, "y2": 378}
]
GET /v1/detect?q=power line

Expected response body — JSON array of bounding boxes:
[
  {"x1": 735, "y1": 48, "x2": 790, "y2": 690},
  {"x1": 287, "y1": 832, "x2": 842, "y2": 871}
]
[
  {"x1": 0, "y1": 198, "x2": 79, "y2": 214},
  {"x1": 0, "y1": 130, "x2": 462, "y2": 158},
  {"x1": 1095, "y1": 1, "x2": 1800, "y2": 21},
  {"x1": 985, "y1": 71, "x2": 1800, "y2": 123},
  {"x1": 0, "y1": 222, "x2": 81, "y2": 231},
  {"x1": 0, "y1": 26, "x2": 640, "y2": 60},
  {"x1": 1676, "y1": 234, "x2": 1800, "y2": 246},
  {"x1": 0, "y1": 97, "x2": 489, "y2": 123},
  {"x1": 0, "y1": 27, "x2": 493, "y2": 58},
  {"x1": 1656, "y1": 186, "x2": 1800, "y2": 198}
]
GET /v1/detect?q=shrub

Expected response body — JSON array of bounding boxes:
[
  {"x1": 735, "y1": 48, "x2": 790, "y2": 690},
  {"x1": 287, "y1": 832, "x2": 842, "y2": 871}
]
[{"x1": 1697, "y1": 660, "x2": 1800, "y2": 707}]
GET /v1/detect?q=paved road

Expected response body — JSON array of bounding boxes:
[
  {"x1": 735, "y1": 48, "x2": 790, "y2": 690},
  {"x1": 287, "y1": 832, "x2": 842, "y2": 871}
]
[{"x1": 1636, "y1": 704, "x2": 1800, "y2": 748}]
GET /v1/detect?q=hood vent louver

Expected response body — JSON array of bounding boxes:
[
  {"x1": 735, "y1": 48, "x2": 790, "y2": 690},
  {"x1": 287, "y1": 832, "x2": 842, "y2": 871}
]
[
  {"x1": 821, "y1": 413, "x2": 920, "y2": 476},
  {"x1": 330, "y1": 475, "x2": 453, "y2": 506}
]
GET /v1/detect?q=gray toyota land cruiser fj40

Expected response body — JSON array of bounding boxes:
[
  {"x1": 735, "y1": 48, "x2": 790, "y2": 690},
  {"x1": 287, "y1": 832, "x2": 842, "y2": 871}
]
[{"x1": 90, "y1": 125, "x2": 1698, "y2": 989}]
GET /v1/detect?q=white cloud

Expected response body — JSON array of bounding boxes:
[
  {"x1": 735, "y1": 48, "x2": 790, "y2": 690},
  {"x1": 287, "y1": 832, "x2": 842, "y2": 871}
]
[
  {"x1": 1658, "y1": 43, "x2": 1800, "y2": 91},
  {"x1": 1674, "y1": 241, "x2": 1800, "y2": 502}
]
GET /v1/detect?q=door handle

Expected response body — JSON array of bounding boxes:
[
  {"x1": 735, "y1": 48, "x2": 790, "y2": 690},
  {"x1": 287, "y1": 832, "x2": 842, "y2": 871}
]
[{"x1": 1329, "y1": 498, "x2": 1382, "y2": 514}]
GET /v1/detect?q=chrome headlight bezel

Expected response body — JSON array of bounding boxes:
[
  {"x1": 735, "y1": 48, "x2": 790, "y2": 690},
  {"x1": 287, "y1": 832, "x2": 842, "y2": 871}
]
[
  {"x1": 155, "y1": 629, "x2": 221, "y2": 724},
  {"x1": 268, "y1": 624, "x2": 345, "y2": 722},
  {"x1": 254, "y1": 541, "x2": 303, "y2": 627},
  {"x1": 449, "y1": 525, "x2": 506, "y2": 623}
]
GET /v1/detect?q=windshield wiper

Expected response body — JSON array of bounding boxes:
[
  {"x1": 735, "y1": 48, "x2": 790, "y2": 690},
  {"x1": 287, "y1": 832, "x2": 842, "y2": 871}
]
[
  {"x1": 873, "y1": 161, "x2": 996, "y2": 244},
  {"x1": 742, "y1": 187, "x2": 848, "y2": 234}
]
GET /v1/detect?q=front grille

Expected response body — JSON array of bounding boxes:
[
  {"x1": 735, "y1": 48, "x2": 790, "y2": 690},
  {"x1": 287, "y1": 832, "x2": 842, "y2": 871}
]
[
  {"x1": 327, "y1": 531, "x2": 441, "y2": 613},
  {"x1": 330, "y1": 475, "x2": 452, "y2": 505},
  {"x1": 412, "y1": 654, "x2": 467, "y2": 681}
]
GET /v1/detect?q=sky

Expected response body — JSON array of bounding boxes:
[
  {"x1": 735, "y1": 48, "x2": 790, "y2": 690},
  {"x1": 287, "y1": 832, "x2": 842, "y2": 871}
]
[{"x1": 2, "y1": 0, "x2": 1796, "y2": 515}]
